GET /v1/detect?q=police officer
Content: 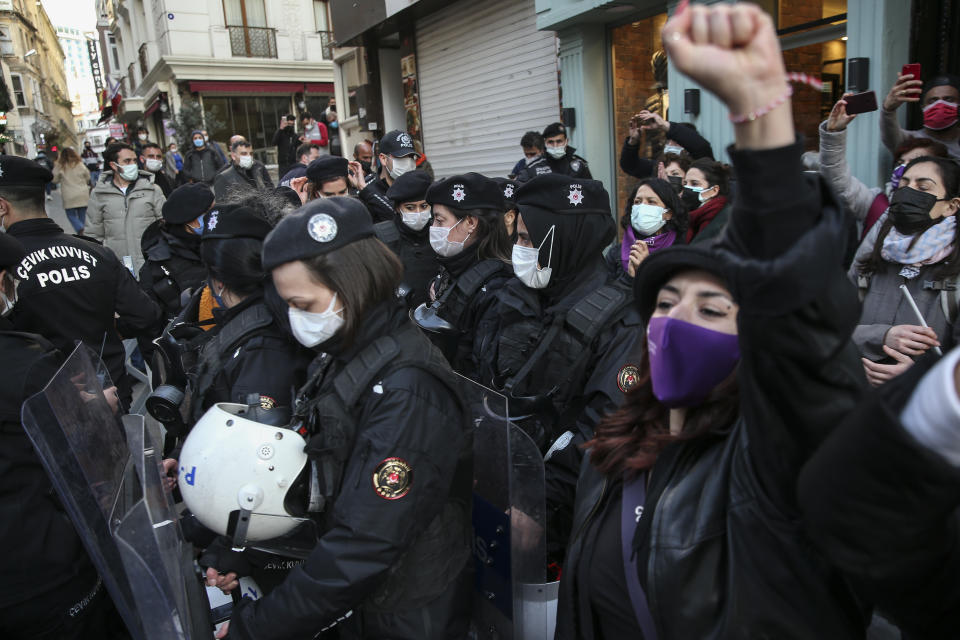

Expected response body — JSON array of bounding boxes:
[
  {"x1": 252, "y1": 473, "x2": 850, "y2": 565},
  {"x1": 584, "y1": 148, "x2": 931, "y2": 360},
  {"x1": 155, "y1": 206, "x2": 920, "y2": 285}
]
[
  {"x1": 492, "y1": 176, "x2": 519, "y2": 237},
  {"x1": 374, "y1": 170, "x2": 437, "y2": 309},
  {"x1": 415, "y1": 172, "x2": 513, "y2": 376},
  {"x1": 304, "y1": 155, "x2": 350, "y2": 200},
  {"x1": 208, "y1": 197, "x2": 472, "y2": 639},
  {"x1": 356, "y1": 129, "x2": 419, "y2": 223},
  {"x1": 516, "y1": 122, "x2": 592, "y2": 183},
  {"x1": 1, "y1": 155, "x2": 162, "y2": 405},
  {"x1": 139, "y1": 183, "x2": 212, "y2": 318},
  {"x1": 0, "y1": 233, "x2": 119, "y2": 638}
]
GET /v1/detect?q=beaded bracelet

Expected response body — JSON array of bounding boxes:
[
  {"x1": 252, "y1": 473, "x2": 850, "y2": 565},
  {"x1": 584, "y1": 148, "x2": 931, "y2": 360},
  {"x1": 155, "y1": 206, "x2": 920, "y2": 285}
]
[{"x1": 727, "y1": 72, "x2": 823, "y2": 124}]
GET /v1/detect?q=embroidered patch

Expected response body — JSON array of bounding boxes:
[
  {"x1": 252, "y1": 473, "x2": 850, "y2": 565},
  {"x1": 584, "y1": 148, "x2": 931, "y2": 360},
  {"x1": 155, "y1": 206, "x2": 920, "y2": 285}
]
[
  {"x1": 568, "y1": 185, "x2": 583, "y2": 206},
  {"x1": 617, "y1": 364, "x2": 640, "y2": 393},
  {"x1": 503, "y1": 184, "x2": 515, "y2": 199},
  {"x1": 373, "y1": 457, "x2": 413, "y2": 500},
  {"x1": 308, "y1": 213, "x2": 338, "y2": 243},
  {"x1": 207, "y1": 210, "x2": 219, "y2": 230},
  {"x1": 259, "y1": 395, "x2": 277, "y2": 410},
  {"x1": 398, "y1": 132, "x2": 414, "y2": 148},
  {"x1": 451, "y1": 184, "x2": 466, "y2": 202}
]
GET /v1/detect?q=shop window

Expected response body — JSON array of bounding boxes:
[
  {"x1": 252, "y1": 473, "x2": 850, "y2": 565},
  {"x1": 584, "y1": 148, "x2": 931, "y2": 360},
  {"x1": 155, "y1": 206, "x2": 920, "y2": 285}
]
[{"x1": 10, "y1": 73, "x2": 25, "y2": 108}]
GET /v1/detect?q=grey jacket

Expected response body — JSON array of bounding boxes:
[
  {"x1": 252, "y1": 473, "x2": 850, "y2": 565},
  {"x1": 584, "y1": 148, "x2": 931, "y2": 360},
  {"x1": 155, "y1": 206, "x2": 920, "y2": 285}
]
[
  {"x1": 880, "y1": 107, "x2": 960, "y2": 160},
  {"x1": 85, "y1": 171, "x2": 165, "y2": 273},
  {"x1": 818, "y1": 120, "x2": 887, "y2": 224},
  {"x1": 848, "y1": 214, "x2": 960, "y2": 360}
]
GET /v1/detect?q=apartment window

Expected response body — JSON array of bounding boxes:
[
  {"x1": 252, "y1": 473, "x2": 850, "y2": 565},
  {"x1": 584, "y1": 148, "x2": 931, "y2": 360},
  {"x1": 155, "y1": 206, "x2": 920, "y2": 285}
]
[
  {"x1": 108, "y1": 33, "x2": 120, "y2": 70},
  {"x1": 10, "y1": 73, "x2": 25, "y2": 107},
  {"x1": 223, "y1": 0, "x2": 277, "y2": 58},
  {"x1": 313, "y1": 0, "x2": 329, "y2": 31},
  {"x1": 31, "y1": 78, "x2": 42, "y2": 112}
]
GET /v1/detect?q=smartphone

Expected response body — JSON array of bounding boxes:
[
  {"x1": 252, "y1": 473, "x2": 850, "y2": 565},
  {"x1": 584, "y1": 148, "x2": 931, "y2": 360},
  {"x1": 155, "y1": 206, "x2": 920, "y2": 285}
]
[
  {"x1": 902, "y1": 63, "x2": 922, "y2": 80},
  {"x1": 844, "y1": 90, "x2": 878, "y2": 115}
]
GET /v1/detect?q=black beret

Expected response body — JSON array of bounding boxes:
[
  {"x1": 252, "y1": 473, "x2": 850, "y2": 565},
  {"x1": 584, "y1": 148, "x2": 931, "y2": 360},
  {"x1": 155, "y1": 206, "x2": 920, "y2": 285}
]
[
  {"x1": 542, "y1": 122, "x2": 567, "y2": 139},
  {"x1": 262, "y1": 196, "x2": 374, "y2": 271},
  {"x1": 515, "y1": 173, "x2": 610, "y2": 217},
  {"x1": 0, "y1": 232, "x2": 26, "y2": 270},
  {"x1": 378, "y1": 130, "x2": 418, "y2": 158},
  {"x1": 426, "y1": 173, "x2": 505, "y2": 212},
  {"x1": 202, "y1": 204, "x2": 273, "y2": 241},
  {"x1": 306, "y1": 156, "x2": 349, "y2": 184},
  {"x1": 491, "y1": 177, "x2": 519, "y2": 210},
  {"x1": 386, "y1": 170, "x2": 432, "y2": 204},
  {"x1": 633, "y1": 244, "x2": 728, "y2": 323},
  {"x1": 162, "y1": 183, "x2": 215, "y2": 224},
  {"x1": 0, "y1": 155, "x2": 53, "y2": 187}
]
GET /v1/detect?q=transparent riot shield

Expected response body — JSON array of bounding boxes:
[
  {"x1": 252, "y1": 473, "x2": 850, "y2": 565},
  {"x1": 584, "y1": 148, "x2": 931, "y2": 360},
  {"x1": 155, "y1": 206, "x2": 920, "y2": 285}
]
[
  {"x1": 463, "y1": 374, "x2": 558, "y2": 640},
  {"x1": 20, "y1": 345, "x2": 211, "y2": 640}
]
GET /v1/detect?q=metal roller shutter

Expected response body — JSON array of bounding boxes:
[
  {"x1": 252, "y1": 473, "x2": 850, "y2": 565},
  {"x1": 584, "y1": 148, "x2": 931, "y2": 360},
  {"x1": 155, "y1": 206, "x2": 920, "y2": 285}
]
[{"x1": 416, "y1": 0, "x2": 559, "y2": 178}]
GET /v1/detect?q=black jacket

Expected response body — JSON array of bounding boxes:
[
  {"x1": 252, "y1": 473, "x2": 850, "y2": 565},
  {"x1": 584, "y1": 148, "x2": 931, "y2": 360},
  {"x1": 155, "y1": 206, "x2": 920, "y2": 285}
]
[
  {"x1": 516, "y1": 147, "x2": 592, "y2": 183},
  {"x1": 182, "y1": 146, "x2": 224, "y2": 185},
  {"x1": 213, "y1": 162, "x2": 274, "y2": 200},
  {"x1": 358, "y1": 177, "x2": 395, "y2": 223},
  {"x1": 7, "y1": 217, "x2": 163, "y2": 399},
  {"x1": 374, "y1": 218, "x2": 439, "y2": 309},
  {"x1": 618, "y1": 122, "x2": 715, "y2": 179},
  {"x1": 799, "y1": 354, "x2": 960, "y2": 638},
  {"x1": 557, "y1": 141, "x2": 869, "y2": 639},
  {"x1": 228, "y1": 302, "x2": 473, "y2": 639},
  {"x1": 272, "y1": 125, "x2": 299, "y2": 175},
  {"x1": 0, "y1": 324, "x2": 100, "y2": 608},
  {"x1": 138, "y1": 221, "x2": 206, "y2": 318}
]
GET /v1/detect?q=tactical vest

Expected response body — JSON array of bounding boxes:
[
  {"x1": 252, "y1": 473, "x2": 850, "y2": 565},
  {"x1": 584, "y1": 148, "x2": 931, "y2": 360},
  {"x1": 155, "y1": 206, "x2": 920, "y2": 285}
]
[
  {"x1": 147, "y1": 260, "x2": 187, "y2": 313},
  {"x1": 190, "y1": 303, "x2": 275, "y2": 422},
  {"x1": 291, "y1": 322, "x2": 471, "y2": 610},
  {"x1": 434, "y1": 259, "x2": 505, "y2": 328},
  {"x1": 373, "y1": 219, "x2": 401, "y2": 253}
]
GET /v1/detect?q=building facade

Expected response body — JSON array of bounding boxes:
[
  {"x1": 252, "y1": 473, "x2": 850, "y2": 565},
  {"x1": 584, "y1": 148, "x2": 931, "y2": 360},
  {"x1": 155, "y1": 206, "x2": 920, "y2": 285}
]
[
  {"x1": 96, "y1": 0, "x2": 336, "y2": 164},
  {"x1": 56, "y1": 26, "x2": 105, "y2": 137},
  {"x1": 0, "y1": 0, "x2": 77, "y2": 157}
]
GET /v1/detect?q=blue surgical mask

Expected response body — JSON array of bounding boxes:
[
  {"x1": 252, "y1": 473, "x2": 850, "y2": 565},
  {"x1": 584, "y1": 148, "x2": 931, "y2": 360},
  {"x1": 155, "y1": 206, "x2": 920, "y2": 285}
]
[
  {"x1": 211, "y1": 282, "x2": 225, "y2": 308},
  {"x1": 193, "y1": 139, "x2": 204, "y2": 148},
  {"x1": 190, "y1": 215, "x2": 204, "y2": 236},
  {"x1": 329, "y1": 120, "x2": 338, "y2": 129}
]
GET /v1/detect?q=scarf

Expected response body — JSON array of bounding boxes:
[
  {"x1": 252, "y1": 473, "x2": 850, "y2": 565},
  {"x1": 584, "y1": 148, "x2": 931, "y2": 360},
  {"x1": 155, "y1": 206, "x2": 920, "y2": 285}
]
[
  {"x1": 881, "y1": 215, "x2": 957, "y2": 279},
  {"x1": 685, "y1": 196, "x2": 728, "y2": 243},
  {"x1": 621, "y1": 226, "x2": 678, "y2": 273}
]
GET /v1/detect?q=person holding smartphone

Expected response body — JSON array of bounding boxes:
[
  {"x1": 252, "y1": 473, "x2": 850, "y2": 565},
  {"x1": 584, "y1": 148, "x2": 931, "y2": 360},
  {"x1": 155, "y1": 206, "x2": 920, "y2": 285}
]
[
  {"x1": 272, "y1": 115, "x2": 299, "y2": 178},
  {"x1": 882, "y1": 70, "x2": 960, "y2": 160}
]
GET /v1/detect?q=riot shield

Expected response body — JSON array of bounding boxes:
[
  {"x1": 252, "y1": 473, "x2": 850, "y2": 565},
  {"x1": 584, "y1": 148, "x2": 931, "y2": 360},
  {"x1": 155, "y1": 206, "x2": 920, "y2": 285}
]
[
  {"x1": 20, "y1": 345, "x2": 212, "y2": 639},
  {"x1": 462, "y1": 374, "x2": 558, "y2": 640}
]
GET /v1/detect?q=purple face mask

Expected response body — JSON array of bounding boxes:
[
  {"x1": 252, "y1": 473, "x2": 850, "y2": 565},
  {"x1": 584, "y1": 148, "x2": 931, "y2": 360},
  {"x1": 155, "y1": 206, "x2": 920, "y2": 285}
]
[
  {"x1": 890, "y1": 164, "x2": 906, "y2": 189},
  {"x1": 647, "y1": 316, "x2": 740, "y2": 408}
]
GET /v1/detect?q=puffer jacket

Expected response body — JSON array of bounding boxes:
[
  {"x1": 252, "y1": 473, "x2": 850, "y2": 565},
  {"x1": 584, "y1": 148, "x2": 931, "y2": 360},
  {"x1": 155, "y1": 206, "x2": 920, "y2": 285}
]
[
  {"x1": 182, "y1": 146, "x2": 224, "y2": 185},
  {"x1": 85, "y1": 171, "x2": 165, "y2": 273}
]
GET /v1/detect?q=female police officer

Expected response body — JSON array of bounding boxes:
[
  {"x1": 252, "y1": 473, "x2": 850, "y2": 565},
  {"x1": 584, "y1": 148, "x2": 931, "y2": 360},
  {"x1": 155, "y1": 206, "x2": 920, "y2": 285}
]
[{"x1": 215, "y1": 197, "x2": 473, "y2": 640}]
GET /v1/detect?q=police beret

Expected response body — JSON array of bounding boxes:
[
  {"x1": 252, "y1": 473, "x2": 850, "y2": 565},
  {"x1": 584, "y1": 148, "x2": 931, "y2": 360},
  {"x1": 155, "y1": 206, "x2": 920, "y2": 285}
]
[
  {"x1": 515, "y1": 173, "x2": 610, "y2": 217},
  {"x1": 633, "y1": 244, "x2": 728, "y2": 323},
  {"x1": 162, "y1": 183, "x2": 215, "y2": 224},
  {"x1": 262, "y1": 196, "x2": 374, "y2": 271},
  {"x1": 305, "y1": 156, "x2": 349, "y2": 184},
  {"x1": 426, "y1": 173, "x2": 504, "y2": 213},
  {"x1": 0, "y1": 155, "x2": 53, "y2": 187},
  {"x1": 378, "y1": 130, "x2": 418, "y2": 158},
  {"x1": 386, "y1": 170, "x2": 432, "y2": 204},
  {"x1": 542, "y1": 122, "x2": 567, "y2": 139},
  {"x1": 492, "y1": 177, "x2": 519, "y2": 210},
  {"x1": 0, "y1": 232, "x2": 26, "y2": 270},
  {"x1": 202, "y1": 204, "x2": 273, "y2": 241}
]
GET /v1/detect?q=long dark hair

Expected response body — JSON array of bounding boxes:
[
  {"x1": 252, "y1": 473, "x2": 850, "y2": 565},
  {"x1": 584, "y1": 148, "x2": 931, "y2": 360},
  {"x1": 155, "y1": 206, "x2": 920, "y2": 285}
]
[
  {"x1": 623, "y1": 178, "x2": 689, "y2": 237},
  {"x1": 857, "y1": 156, "x2": 960, "y2": 279},
  {"x1": 301, "y1": 237, "x2": 403, "y2": 349},
  {"x1": 202, "y1": 237, "x2": 267, "y2": 298},
  {"x1": 689, "y1": 158, "x2": 731, "y2": 196},
  {"x1": 588, "y1": 340, "x2": 739, "y2": 478},
  {"x1": 448, "y1": 206, "x2": 512, "y2": 263}
]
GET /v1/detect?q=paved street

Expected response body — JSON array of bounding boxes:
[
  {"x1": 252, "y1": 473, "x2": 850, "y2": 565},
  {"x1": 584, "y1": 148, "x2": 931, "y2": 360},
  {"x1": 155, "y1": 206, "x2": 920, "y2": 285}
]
[{"x1": 44, "y1": 186, "x2": 75, "y2": 233}]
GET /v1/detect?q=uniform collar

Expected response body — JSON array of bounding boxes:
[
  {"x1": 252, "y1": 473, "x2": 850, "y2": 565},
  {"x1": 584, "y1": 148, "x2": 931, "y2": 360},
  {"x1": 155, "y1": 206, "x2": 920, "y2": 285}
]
[{"x1": 6, "y1": 217, "x2": 62, "y2": 237}]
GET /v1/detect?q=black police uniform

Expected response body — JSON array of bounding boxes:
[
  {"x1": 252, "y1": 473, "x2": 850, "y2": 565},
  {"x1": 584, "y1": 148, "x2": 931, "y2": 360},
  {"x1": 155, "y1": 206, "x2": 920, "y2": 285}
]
[
  {"x1": 225, "y1": 197, "x2": 473, "y2": 640},
  {"x1": 474, "y1": 175, "x2": 644, "y2": 559},
  {"x1": 358, "y1": 130, "x2": 419, "y2": 224},
  {"x1": 375, "y1": 170, "x2": 438, "y2": 309},
  {"x1": 516, "y1": 147, "x2": 592, "y2": 183},
  {"x1": 421, "y1": 173, "x2": 513, "y2": 377},
  {"x1": 0, "y1": 234, "x2": 118, "y2": 639},
  {"x1": 3, "y1": 156, "x2": 162, "y2": 404}
]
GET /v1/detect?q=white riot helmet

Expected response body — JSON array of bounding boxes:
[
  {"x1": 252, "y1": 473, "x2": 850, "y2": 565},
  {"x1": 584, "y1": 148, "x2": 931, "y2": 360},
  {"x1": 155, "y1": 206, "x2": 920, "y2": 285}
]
[{"x1": 179, "y1": 403, "x2": 310, "y2": 543}]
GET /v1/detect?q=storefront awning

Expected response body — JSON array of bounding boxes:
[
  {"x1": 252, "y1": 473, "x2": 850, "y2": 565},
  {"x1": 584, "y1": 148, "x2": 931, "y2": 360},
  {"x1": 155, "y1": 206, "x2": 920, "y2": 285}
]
[{"x1": 188, "y1": 81, "x2": 335, "y2": 94}]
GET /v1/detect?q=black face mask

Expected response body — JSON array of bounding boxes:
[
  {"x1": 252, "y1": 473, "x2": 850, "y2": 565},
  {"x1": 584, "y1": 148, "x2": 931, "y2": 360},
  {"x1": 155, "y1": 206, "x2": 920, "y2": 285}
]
[
  {"x1": 889, "y1": 187, "x2": 943, "y2": 235},
  {"x1": 359, "y1": 160, "x2": 372, "y2": 175},
  {"x1": 668, "y1": 175, "x2": 684, "y2": 194},
  {"x1": 681, "y1": 186, "x2": 702, "y2": 211}
]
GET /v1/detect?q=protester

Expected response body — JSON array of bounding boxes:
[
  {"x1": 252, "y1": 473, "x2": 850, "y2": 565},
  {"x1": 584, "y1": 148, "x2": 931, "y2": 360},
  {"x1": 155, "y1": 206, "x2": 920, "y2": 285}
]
[
  {"x1": 509, "y1": 131, "x2": 544, "y2": 179},
  {"x1": 358, "y1": 130, "x2": 419, "y2": 223},
  {"x1": 299, "y1": 112, "x2": 329, "y2": 155},
  {"x1": 182, "y1": 130, "x2": 224, "y2": 185},
  {"x1": 620, "y1": 110, "x2": 714, "y2": 179},
  {"x1": 85, "y1": 142, "x2": 166, "y2": 272},
  {"x1": 516, "y1": 122, "x2": 591, "y2": 182},
  {"x1": 51, "y1": 147, "x2": 92, "y2": 234},
  {"x1": 81, "y1": 139, "x2": 101, "y2": 186},
  {"x1": 141, "y1": 142, "x2": 174, "y2": 196},
  {"x1": 353, "y1": 140, "x2": 374, "y2": 176},
  {"x1": 133, "y1": 125, "x2": 150, "y2": 157},
  {"x1": 682, "y1": 157, "x2": 731, "y2": 243},
  {"x1": 272, "y1": 114, "x2": 300, "y2": 178},
  {"x1": 213, "y1": 139, "x2": 274, "y2": 200},
  {"x1": 209, "y1": 197, "x2": 473, "y2": 639},
  {"x1": 164, "y1": 141, "x2": 182, "y2": 185},
  {"x1": 882, "y1": 72, "x2": 960, "y2": 159},
  {"x1": 556, "y1": 5, "x2": 867, "y2": 638},
  {"x1": 605, "y1": 177, "x2": 688, "y2": 285}
]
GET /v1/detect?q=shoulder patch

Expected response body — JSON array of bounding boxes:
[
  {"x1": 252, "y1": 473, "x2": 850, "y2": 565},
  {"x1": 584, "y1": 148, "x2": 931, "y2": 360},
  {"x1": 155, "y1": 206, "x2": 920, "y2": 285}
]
[
  {"x1": 259, "y1": 395, "x2": 277, "y2": 410},
  {"x1": 373, "y1": 457, "x2": 413, "y2": 500},
  {"x1": 617, "y1": 364, "x2": 640, "y2": 393},
  {"x1": 570, "y1": 160, "x2": 582, "y2": 172}
]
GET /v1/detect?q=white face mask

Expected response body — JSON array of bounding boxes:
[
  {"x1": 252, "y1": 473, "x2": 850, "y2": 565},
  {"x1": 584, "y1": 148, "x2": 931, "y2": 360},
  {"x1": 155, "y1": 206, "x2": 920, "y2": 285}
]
[
  {"x1": 1, "y1": 273, "x2": 18, "y2": 317},
  {"x1": 524, "y1": 155, "x2": 538, "y2": 166},
  {"x1": 429, "y1": 218, "x2": 471, "y2": 257},
  {"x1": 118, "y1": 164, "x2": 139, "y2": 181},
  {"x1": 546, "y1": 146, "x2": 566, "y2": 159},
  {"x1": 238, "y1": 155, "x2": 254, "y2": 169},
  {"x1": 388, "y1": 156, "x2": 416, "y2": 180},
  {"x1": 144, "y1": 158, "x2": 163, "y2": 172},
  {"x1": 631, "y1": 203, "x2": 668, "y2": 236},
  {"x1": 512, "y1": 225, "x2": 555, "y2": 289},
  {"x1": 288, "y1": 294, "x2": 344, "y2": 348},
  {"x1": 400, "y1": 206, "x2": 432, "y2": 231},
  {"x1": 138, "y1": 134, "x2": 148, "y2": 141},
  {"x1": 663, "y1": 145, "x2": 683, "y2": 155}
]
